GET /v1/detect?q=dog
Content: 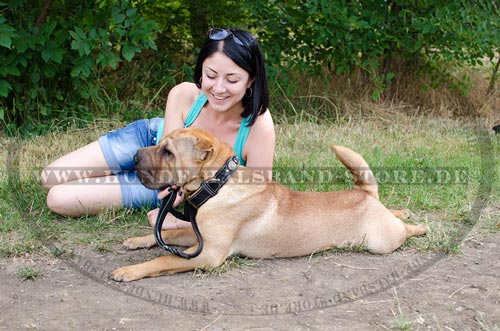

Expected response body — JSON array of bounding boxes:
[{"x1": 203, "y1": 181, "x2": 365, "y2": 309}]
[{"x1": 111, "y1": 128, "x2": 427, "y2": 282}]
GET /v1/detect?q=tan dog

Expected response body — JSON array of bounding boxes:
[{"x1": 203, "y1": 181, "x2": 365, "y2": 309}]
[{"x1": 112, "y1": 128, "x2": 427, "y2": 282}]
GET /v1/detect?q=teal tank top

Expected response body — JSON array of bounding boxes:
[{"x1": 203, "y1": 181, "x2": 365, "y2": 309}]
[{"x1": 156, "y1": 93, "x2": 251, "y2": 166}]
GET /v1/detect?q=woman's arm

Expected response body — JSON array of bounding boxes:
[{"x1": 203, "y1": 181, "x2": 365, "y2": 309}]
[
  {"x1": 243, "y1": 110, "x2": 275, "y2": 180},
  {"x1": 162, "y1": 82, "x2": 199, "y2": 138}
]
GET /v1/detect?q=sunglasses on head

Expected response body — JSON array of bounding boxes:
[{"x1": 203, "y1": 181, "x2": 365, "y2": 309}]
[{"x1": 208, "y1": 28, "x2": 248, "y2": 47}]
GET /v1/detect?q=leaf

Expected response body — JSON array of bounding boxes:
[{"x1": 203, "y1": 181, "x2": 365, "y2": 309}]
[
  {"x1": 0, "y1": 33, "x2": 12, "y2": 48},
  {"x1": 70, "y1": 65, "x2": 82, "y2": 77},
  {"x1": 111, "y1": 6, "x2": 121, "y2": 16},
  {"x1": 0, "y1": 22, "x2": 16, "y2": 33},
  {"x1": 71, "y1": 57, "x2": 94, "y2": 78},
  {"x1": 70, "y1": 27, "x2": 86, "y2": 41},
  {"x1": 13, "y1": 37, "x2": 28, "y2": 53},
  {"x1": 0, "y1": 23, "x2": 17, "y2": 49},
  {"x1": 82, "y1": 41, "x2": 91, "y2": 55},
  {"x1": 75, "y1": 26, "x2": 86, "y2": 39},
  {"x1": 42, "y1": 47, "x2": 64, "y2": 63},
  {"x1": 371, "y1": 90, "x2": 380, "y2": 100},
  {"x1": 113, "y1": 14, "x2": 126, "y2": 24},
  {"x1": 97, "y1": 51, "x2": 121, "y2": 69},
  {"x1": 126, "y1": 7, "x2": 137, "y2": 17},
  {"x1": 69, "y1": 30, "x2": 80, "y2": 41},
  {"x1": 70, "y1": 39, "x2": 82, "y2": 51},
  {"x1": 121, "y1": 44, "x2": 140, "y2": 61},
  {"x1": 31, "y1": 72, "x2": 40, "y2": 84},
  {"x1": 6, "y1": 65, "x2": 20, "y2": 76},
  {"x1": 0, "y1": 79, "x2": 12, "y2": 97},
  {"x1": 41, "y1": 48, "x2": 51, "y2": 62},
  {"x1": 51, "y1": 48, "x2": 64, "y2": 63},
  {"x1": 385, "y1": 72, "x2": 395, "y2": 82}
]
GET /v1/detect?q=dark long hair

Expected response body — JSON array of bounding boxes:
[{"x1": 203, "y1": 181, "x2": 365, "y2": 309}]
[{"x1": 194, "y1": 29, "x2": 269, "y2": 126}]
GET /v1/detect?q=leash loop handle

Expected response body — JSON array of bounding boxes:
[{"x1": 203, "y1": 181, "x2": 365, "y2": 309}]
[{"x1": 154, "y1": 188, "x2": 203, "y2": 259}]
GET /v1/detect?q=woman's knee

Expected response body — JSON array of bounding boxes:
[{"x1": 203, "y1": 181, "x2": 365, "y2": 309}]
[
  {"x1": 46, "y1": 181, "x2": 124, "y2": 217},
  {"x1": 40, "y1": 166, "x2": 56, "y2": 189},
  {"x1": 46, "y1": 185, "x2": 81, "y2": 217}
]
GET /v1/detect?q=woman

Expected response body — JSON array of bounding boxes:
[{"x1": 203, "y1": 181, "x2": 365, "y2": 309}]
[{"x1": 41, "y1": 28, "x2": 275, "y2": 229}]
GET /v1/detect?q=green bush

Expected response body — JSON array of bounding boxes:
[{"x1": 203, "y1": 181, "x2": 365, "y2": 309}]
[
  {"x1": 1, "y1": 1, "x2": 499, "y2": 135},
  {"x1": 0, "y1": 0, "x2": 159, "y2": 135},
  {"x1": 249, "y1": 0, "x2": 500, "y2": 100}
]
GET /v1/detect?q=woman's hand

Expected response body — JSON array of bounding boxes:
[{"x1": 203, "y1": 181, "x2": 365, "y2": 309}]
[
  {"x1": 147, "y1": 187, "x2": 188, "y2": 229},
  {"x1": 157, "y1": 185, "x2": 184, "y2": 204}
]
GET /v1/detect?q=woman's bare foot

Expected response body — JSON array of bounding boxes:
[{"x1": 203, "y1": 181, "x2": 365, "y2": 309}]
[{"x1": 147, "y1": 208, "x2": 190, "y2": 230}]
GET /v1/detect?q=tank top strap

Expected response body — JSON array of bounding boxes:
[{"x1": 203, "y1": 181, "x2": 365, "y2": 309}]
[
  {"x1": 184, "y1": 93, "x2": 208, "y2": 127},
  {"x1": 155, "y1": 93, "x2": 207, "y2": 141},
  {"x1": 156, "y1": 92, "x2": 250, "y2": 166},
  {"x1": 233, "y1": 116, "x2": 252, "y2": 166}
]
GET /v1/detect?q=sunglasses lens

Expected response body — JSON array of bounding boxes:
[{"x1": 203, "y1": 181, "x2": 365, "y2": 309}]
[
  {"x1": 209, "y1": 29, "x2": 230, "y2": 41},
  {"x1": 209, "y1": 29, "x2": 246, "y2": 47},
  {"x1": 232, "y1": 34, "x2": 246, "y2": 47}
]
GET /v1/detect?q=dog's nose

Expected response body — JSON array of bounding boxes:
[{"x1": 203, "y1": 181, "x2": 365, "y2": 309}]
[{"x1": 134, "y1": 153, "x2": 139, "y2": 165}]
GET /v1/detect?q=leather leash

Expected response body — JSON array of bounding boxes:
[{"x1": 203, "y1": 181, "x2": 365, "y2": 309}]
[{"x1": 154, "y1": 155, "x2": 239, "y2": 259}]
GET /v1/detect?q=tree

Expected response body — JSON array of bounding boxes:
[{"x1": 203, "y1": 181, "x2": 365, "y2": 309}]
[
  {"x1": 0, "y1": 0, "x2": 158, "y2": 134},
  {"x1": 2, "y1": 1, "x2": 499, "y2": 134},
  {"x1": 248, "y1": 0, "x2": 500, "y2": 99}
]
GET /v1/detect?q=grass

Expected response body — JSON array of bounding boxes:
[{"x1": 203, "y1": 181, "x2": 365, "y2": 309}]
[
  {"x1": 193, "y1": 255, "x2": 256, "y2": 277},
  {"x1": 17, "y1": 266, "x2": 42, "y2": 281},
  {"x1": 388, "y1": 288, "x2": 415, "y2": 331},
  {"x1": 0, "y1": 108, "x2": 499, "y2": 262},
  {"x1": 390, "y1": 314, "x2": 414, "y2": 331}
]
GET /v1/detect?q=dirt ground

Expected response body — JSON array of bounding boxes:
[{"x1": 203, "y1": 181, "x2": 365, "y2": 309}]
[{"x1": 1, "y1": 231, "x2": 499, "y2": 331}]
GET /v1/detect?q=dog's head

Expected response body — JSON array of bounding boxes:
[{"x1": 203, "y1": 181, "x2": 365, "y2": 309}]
[{"x1": 135, "y1": 127, "x2": 234, "y2": 192}]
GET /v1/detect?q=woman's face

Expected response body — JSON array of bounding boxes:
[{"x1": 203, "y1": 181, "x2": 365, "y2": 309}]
[{"x1": 201, "y1": 51, "x2": 253, "y2": 114}]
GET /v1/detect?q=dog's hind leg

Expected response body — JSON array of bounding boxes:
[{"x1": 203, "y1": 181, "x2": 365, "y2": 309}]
[
  {"x1": 389, "y1": 209, "x2": 410, "y2": 219},
  {"x1": 404, "y1": 223, "x2": 428, "y2": 239}
]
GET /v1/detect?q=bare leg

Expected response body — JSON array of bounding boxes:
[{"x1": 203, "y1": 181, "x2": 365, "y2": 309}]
[
  {"x1": 41, "y1": 140, "x2": 124, "y2": 216},
  {"x1": 41, "y1": 141, "x2": 111, "y2": 189},
  {"x1": 41, "y1": 140, "x2": 188, "y2": 230},
  {"x1": 46, "y1": 176, "x2": 124, "y2": 216}
]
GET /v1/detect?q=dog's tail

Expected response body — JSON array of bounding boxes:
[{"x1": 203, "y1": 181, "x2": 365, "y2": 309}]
[{"x1": 329, "y1": 144, "x2": 379, "y2": 200}]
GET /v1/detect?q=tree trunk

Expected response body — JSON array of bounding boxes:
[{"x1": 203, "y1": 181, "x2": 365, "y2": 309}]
[
  {"x1": 487, "y1": 55, "x2": 500, "y2": 95},
  {"x1": 35, "y1": 0, "x2": 54, "y2": 29},
  {"x1": 188, "y1": 0, "x2": 209, "y2": 49}
]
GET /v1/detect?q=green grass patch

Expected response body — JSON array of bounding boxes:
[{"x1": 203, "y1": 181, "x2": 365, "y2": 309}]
[
  {"x1": 17, "y1": 266, "x2": 42, "y2": 281},
  {"x1": 0, "y1": 116, "x2": 498, "y2": 261},
  {"x1": 193, "y1": 255, "x2": 257, "y2": 277}
]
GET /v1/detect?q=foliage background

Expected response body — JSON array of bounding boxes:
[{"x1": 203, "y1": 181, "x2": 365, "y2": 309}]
[{"x1": 1, "y1": 0, "x2": 499, "y2": 135}]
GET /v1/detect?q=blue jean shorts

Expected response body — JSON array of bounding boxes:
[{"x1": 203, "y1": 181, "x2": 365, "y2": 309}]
[{"x1": 98, "y1": 117, "x2": 163, "y2": 209}]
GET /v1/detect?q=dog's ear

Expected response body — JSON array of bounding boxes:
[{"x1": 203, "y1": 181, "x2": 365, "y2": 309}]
[
  {"x1": 197, "y1": 147, "x2": 213, "y2": 162},
  {"x1": 193, "y1": 136, "x2": 214, "y2": 162}
]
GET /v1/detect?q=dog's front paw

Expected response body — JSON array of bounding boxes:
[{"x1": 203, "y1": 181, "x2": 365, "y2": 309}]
[
  {"x1": 111, "y1": 266, "x2": 145, "y2": 282},
  {"x1": 123, "y1": 236, "x2": 155, "y2": 250}
]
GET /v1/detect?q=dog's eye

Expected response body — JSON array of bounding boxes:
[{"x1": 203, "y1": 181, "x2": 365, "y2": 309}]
[{"x1": 163, "y1": 147, "x2": 172, "y2": 157}]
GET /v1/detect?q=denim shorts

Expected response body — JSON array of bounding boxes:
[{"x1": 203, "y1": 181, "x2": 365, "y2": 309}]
[{"x1": 98, "y1": 117, "x2": 163, "y2": 209}]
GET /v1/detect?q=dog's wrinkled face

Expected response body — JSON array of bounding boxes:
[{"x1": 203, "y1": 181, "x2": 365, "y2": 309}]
[{"x1": 135, "y1": 128, "x2": 226, "y2": 191}]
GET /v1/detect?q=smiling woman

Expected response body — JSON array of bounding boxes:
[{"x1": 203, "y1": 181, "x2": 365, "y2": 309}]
[
  {"x1": 202, "y1": 52, "x2": 252, "y2": 114},
  {"x1": 40, "y1": 28, "x2": 276, "y2": 230}
]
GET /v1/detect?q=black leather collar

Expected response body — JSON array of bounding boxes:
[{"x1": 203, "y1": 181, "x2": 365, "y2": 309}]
[{"x1": 185, "y1": 155, "x2": 239, "y2": 209}]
